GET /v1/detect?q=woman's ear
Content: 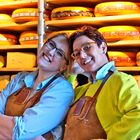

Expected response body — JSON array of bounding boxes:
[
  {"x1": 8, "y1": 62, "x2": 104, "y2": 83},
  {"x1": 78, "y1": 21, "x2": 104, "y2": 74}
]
[
  {"x1": 100, "y1": 42, "x2": 107, "y2": 54},
  {"x1": 59, "y1": 63, "x2": 67, "y2": 72}
]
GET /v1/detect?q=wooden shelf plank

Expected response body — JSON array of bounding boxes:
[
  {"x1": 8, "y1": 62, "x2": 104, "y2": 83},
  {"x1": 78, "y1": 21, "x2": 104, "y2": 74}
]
[
  {"x1": 0, "y1": 21, "x2": 38, "y2": 32},
  {"x1": 0, "y1": 45, "x2": 37, "y2": 50},
  {"x1": 45, "y1": 14, "x2": 140, "y2": 28},
  {"x1": 1, "y1": 67, "x2": 138, "y2": 72},
  {"x1": 108, "y1": 40, "x2": 140, "y2": 48},
  {"x1": 117, "y1": 67, "x2": 140, "y2": 72},
  {"x1": 0, "y1": 0, "x2": 37, "y2": 11},
  {"x1": 46, "y1": 0, "x2": 140, "y2": 5},
  {"x1": 0, "y1": 67, "x2": 37, "y2": 72}
]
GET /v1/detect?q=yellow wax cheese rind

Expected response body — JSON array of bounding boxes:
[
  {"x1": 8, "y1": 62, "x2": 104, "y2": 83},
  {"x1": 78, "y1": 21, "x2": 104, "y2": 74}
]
[
  {"x1": 6, "y1": 52, "x2": 36, "y2": 68},
  {"x1": 0, "y1": 75, "x2": 10, "y2": 91}
]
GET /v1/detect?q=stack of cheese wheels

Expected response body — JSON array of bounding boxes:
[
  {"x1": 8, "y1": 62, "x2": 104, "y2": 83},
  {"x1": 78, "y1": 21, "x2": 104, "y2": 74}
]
[
  {"x1": 0, "y1": 75, "x2": 10, "y2": 91},
  {"x1": 108, "y1": 51, "x2": 136, "y2": 66},
  {"x1": 51, "y1": 6, "x2": 94, "y2": 20},
  {"x1": 134, "y1": 75, "x2": 140, "y2": 88},
  {"x1": 6, "y1": 52, "x2": 36, "y2": 68},
  {"x1": 136, "y1": 52, "x2": 140, "y2": 66},
  {"x1": 94, "y1": 1, "x2": 140, "y2": 17},
  {"x1": 0, "y1": 14, "x2": 14, "y2": 24},
  {"x1": 98, "y1": 26, "x2": 140, "y2": 42},
  {"x1": 19, "y1": 31, "x2": 38, "y2": 45},
  {"x1": 0, "y1": 34, "x2": 17, "y2": 45},
  {"x1": 0, "y1": 55, "x2": 5, "y2": 68}
]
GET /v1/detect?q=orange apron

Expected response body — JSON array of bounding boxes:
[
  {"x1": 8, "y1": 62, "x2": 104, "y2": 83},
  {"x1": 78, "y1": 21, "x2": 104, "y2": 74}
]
[{"x1": 63, "y1": 71, "x2": 113, "y2": 140}]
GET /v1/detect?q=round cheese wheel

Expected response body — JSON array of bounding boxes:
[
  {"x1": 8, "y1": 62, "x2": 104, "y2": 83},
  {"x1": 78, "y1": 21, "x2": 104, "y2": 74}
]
[
  {"x1": 94, "y1": 2, "x2": 140, "y2": 17},
  {"x1": 12, "y1": 8, "x2": 38, "y2": 22},
  {"x1": 108, "y1": 51, "x2": 136, "y2": 66},
  {"x1": 12, "y1": 8, "x2": 50, "y2": 23},
  {"x1": 0, "y1": 55, "x2": 5, "y2": 68},
  {"x1": 0, "y1": 14, "x2": 14, "y2": 24},
  {"x1": 136, "y1": 52, "x2": 140, "y2": 66},
  {"x1": 133, "y1": 75, "x2": 140, "y2": 88},
  {"x1": 19, "y1": 31, "x2": 38, "y2": 45},
  {"x1": 98, "y1": 26, "x2": 140, "y2": 42},
  {"x1": 51, "y1": 6, "x2": 93, "y2": 20},
  {"x1": 0, "y1": 34, "x2": 17, "y2": 45}
]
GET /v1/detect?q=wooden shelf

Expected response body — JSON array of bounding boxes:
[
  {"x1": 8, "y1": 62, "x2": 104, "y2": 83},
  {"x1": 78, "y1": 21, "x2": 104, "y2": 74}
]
[
  {"x1": 46, "y1": 14, "x2": 140, "y2": 28},
  {"x1": 46, "y1": 0, "x2": 140, "y2": 6},
  {"x1": 0, "y1": 0, "x2": 37, "y2": 11},
  {"x1": 0, "y1": 67, "x2": 37, "y2": 72},
  {"x1": 0, "y1": 67, "x2": 138, "y2": 72},
  {"x1": 117, "y1": 67, "x2": 140, "y2": 72},
  {"x1": 0, "y1": 21, "x2": 38, "y2": 32},
  {"x1": 108, "y1": 40, "x2": 140, "y2": 48},
  {"x1": 0, "y1": 45, "x2": 37, "y2": 50}
]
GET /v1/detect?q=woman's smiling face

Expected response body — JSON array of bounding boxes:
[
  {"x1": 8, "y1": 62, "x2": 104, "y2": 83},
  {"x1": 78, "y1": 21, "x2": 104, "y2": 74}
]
[
  {"x1": 37, "y1": 34, "x2": 70, "y2": 73},
  {"x1": 72, "y1": 35, "x2": 108, "y2": 73}
]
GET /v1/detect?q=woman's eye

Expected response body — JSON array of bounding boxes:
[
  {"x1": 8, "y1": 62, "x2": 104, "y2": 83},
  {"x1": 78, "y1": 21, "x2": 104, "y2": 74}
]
[
  {"x1": 75, "y1": 52, "x2": 80, "y2": 56},
  {"x1": 56, "y1": 50, "x2": 63, "y2": 57},
  {"x1": 49, "y1": 42, "x2": 55, "y2": 49},
  {"x1": 83, "y1": 45, "x2": 90, "y2": 51}
]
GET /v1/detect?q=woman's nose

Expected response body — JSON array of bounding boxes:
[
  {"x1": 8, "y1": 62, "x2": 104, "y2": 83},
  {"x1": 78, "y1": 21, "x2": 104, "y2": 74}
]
[
  {"x1": 80, "y1": 50, "x2": 87, "y2": 58},
  {"x1": 49, "y1": 48, "x2": 56, "y2": 56}
]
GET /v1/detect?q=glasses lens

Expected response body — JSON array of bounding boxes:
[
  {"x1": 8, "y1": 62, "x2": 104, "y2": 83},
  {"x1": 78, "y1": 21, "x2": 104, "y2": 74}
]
[
  {"x1": 48, "y1": 41, "x2": 56, "y2": 50},
  {"x1": 56, "y1": 49, "x2": 64, "y2": 57}
]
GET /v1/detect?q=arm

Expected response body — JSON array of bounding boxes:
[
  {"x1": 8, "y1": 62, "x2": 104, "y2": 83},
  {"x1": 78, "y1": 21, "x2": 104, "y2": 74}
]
[
  {"x1": 0, "y1": 72, "x2": 27, "y2": 114},
  {"x1": 107, "y1": 74, "x2": 140, "y2": 140},
  {"x1": 0, "y1": 114, "x2": 14, "y2": 139},
  {"x1": 12, "y1": 79, "x2": 74, "y2": 140}
]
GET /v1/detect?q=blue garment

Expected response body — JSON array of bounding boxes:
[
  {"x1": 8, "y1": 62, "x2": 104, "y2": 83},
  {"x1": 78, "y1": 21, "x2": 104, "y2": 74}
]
[
  {"x1": 95, "y1": 61, "x2": 116, "y2": 80},
  {"x1": 90, "y1": 61, "x2": 117, "y2": 83},
  {"x1": 0, "y1": 71, "x2": 74, "y2": 140}
]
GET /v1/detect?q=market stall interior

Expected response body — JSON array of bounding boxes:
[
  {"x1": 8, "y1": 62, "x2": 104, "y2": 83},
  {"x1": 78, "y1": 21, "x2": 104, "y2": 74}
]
[{"x1": 0, "y1": 0, "x2": 140, "y2": 91}]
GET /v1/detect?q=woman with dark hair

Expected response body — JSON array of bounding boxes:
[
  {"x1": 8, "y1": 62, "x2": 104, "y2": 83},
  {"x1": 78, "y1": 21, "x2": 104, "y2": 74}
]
[{"x1": 63, "y1": 26, "x2": 140, "y2": 140}]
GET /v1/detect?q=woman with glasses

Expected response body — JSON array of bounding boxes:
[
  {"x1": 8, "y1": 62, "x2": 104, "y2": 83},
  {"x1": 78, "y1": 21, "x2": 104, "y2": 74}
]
[
  {"x1": 63, "y1": 26, "x2": 140, "y2": 140},
  {"x1": 0, "y1": 32, "x2": 74, "y2": 140}
]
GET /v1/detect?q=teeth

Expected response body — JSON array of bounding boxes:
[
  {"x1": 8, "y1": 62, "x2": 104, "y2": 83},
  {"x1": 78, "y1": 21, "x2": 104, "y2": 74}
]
[
  {"x1": 43, "y1": 54, "x2": 51, "y2": 62},
  {"x1": 84, "y1": 58, "x2": 91, "y2": 64}
]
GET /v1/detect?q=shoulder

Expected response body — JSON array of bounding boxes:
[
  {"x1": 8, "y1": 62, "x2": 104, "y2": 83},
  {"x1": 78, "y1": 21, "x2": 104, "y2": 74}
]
[
  {"x1": 54, "y1": 75, "x2": 73, "y2": 89},
  {"x1": 109, "y1": 71, "x2": 136, "y2": 85},
  {"x1": 107, "y1": 71, "x2": 140, "y2": 96},
  {"x1": 45, "y1": 75, "x2": 74, "y2": 97},
  {"x1": 13, "y1": 72, "x2": 30, "y2": 80}
]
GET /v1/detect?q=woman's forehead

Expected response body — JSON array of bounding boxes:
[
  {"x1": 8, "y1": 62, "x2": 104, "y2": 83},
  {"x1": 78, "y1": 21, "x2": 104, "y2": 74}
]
[{"x1": 73, "y1": 35, "x2": 95, "y2": 47}]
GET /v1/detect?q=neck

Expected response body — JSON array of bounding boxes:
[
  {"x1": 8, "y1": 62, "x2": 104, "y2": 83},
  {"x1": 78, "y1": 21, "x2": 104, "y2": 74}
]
[
  {"x1": 91, "y1": 61, "x2": 109, "y2": 81},
  {"x1": 34, "y1": 69, "x2": 59, "y2": 88}
]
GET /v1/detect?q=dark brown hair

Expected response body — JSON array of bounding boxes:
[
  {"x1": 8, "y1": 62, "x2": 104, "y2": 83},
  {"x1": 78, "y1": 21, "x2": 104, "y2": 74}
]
[{"x1": 69, "y1": 26, "x2": 109, "y2": 59}]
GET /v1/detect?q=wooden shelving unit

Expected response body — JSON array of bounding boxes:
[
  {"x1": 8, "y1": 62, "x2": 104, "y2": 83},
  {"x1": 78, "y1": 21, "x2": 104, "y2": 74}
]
[
  {"x1": 0, "y1": 1, "x2": 38, "y2": 77},
  {"x1": 44, "y1": 0, "x2": 140, "y2": 73}
]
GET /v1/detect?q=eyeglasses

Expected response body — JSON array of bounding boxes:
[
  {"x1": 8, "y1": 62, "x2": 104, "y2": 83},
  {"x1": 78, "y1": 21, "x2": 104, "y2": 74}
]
[
  {"x1": 43, "y1": 40, "x2": 69, "y2": 64},
  {"x1": 71, "y1": 42, "x2": 97, "y2": 59}
]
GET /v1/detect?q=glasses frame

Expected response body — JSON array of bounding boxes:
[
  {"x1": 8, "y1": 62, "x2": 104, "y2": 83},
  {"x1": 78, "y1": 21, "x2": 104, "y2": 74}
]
[
  {"x1": 43, "y1": 40, "x2": 69, "y2": 65},
  {"x1": 71, "y1": 42, "x2": 97, "y2": 60}
]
